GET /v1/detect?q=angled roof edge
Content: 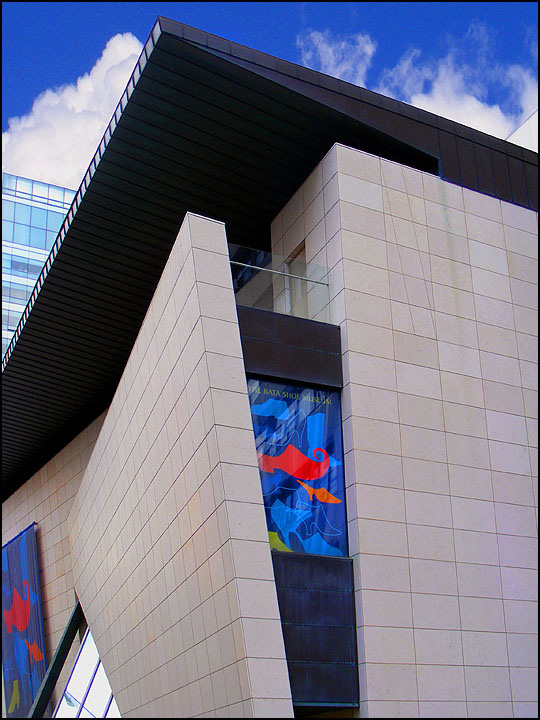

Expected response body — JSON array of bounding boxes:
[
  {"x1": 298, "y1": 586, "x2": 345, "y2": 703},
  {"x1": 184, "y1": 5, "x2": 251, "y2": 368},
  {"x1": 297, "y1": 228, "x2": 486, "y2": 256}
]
[
  {"x1": 157, "y1": 16, "x2": 538, "y2": 166},
  {"x1": 2, "y1": 16, "x2": 538, "y2": 499}
]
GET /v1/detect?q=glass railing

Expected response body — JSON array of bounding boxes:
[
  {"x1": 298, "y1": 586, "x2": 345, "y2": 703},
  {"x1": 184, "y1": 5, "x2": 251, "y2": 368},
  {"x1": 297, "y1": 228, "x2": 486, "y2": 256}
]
[{"x1": 229, "y1": 243, "x2": 331, "y2": 323}]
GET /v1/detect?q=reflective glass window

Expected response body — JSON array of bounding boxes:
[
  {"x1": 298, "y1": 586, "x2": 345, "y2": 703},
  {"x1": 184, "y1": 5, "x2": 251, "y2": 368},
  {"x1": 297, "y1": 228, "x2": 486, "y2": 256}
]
[
  {"x1": 2, "y1": 220, "x2": 13, "y2": 243},
  {"x1": 48, "y1": 185, "x2": 64, "y2": 203},
  {"x1": 8, "y1": 311, "x2": 21, "y2": 330},
  {"x1": 47, "y1": 210, "x2": 64, "y2": 232},
  {"x1": 28, "y1": 260, "x2": 47, "y2": 277},
  {"x1": 63, "y1": 633, "x2": 99, "y2": 711},
  {"x1": 11, "y1": 258, "x2": 29, "y2": 276},
  {"x1": 15, "y1": 176, "x2": 33, "y2": 195},
  {"x1": 13, "y1": 223, "x2": 31, "y2": 246},
  {"x1": 30, "y1": 226, "x2": 47, "y2": 250},
  {"x1": 31, "y1": 206, "x2": 48, "y2": 229},
  {"x1": 9, "y1": 283, "x2": 31, "y2": 302},
  {"x1": 33, "y1": 181, "x2": 49, "y2": 201},
  {"x1": 14, "y1": 203, "x2": 31, "y2": 225},
  {"x1": 46, "y1": 231, "x2": 57, "y2": 250},
  {"x1": 83, "y1": 663, "x2": 112, "y2": 717},
  {"x1": 3, "y1": 200, "x2": 15, "y2": 221},
  {"x1": 3, "y1": 173, "x2": 16, "y2": 191}
]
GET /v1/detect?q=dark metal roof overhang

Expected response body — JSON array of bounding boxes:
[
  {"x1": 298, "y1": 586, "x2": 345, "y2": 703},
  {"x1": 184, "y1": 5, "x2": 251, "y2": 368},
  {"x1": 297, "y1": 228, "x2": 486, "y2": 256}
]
[{"x1": 2, "y1": 17, "x2": 538, "y2": 499}]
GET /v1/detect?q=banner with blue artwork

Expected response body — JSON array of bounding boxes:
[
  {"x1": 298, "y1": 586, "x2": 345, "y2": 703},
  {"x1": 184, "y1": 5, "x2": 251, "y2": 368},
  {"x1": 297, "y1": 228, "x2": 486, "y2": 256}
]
[
  {"x1": 2, "y1": 524, "x2": 47, "y2": 717},
  {"x1": 248, "y1": 378, "x2": 348, "y2": 556}
]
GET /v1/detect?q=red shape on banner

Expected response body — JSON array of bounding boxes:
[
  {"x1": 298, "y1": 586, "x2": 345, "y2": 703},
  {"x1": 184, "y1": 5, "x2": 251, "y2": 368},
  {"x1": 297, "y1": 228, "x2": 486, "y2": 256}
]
[
  {"x1": 257, "y1": 445, "x2": 330, "y2": 480},
  {"x1": 3, "y1": 580, "x2": 31, "y2": 633}
]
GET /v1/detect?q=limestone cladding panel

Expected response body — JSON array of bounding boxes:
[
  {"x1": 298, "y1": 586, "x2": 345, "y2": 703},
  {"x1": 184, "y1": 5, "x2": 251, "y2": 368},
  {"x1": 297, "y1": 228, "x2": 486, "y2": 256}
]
[
  {"x1": 1, "y1": 413, "x2": 106, "y2": 711},
  {"x1": 67, "y1": 213, "x2": 293, "y2": 718},
  {"x1": 271, "y1": 143, "x2": 538, "y2": 718}
]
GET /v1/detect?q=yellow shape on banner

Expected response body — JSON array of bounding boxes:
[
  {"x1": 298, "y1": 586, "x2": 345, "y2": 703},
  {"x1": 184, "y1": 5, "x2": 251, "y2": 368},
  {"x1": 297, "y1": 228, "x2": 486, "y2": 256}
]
[
  {"x1": 268, "y1": 531, "x2": 292, "y2": 552},
  {"x1": 8, "y1": 679, "x2": 20, "y2": 714}
]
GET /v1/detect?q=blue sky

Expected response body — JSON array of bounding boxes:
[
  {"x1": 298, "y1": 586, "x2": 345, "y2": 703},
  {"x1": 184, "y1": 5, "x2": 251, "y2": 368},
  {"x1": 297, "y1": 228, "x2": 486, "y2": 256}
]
[{"x1": 2, "y1": 2, "x2": 538, "y2": 188}]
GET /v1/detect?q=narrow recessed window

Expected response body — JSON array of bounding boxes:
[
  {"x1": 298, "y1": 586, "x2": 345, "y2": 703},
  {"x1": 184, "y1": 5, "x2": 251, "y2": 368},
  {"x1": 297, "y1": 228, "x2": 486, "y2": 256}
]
[{"x1": 284, "y1": 241, "x2": 308, "y2": 316}]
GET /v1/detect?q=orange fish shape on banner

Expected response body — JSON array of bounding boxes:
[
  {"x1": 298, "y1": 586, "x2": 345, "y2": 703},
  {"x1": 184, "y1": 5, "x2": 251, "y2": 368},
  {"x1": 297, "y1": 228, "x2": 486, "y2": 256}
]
[{"x1": 296, "y1": 478, "x2": 341, "y2": 504}]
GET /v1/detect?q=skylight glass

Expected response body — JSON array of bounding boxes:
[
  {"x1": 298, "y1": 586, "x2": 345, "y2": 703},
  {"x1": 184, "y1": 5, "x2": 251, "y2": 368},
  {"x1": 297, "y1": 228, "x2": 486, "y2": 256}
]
[{"x1": 54, "y1": 629, "x2": 120, "y2": 718}]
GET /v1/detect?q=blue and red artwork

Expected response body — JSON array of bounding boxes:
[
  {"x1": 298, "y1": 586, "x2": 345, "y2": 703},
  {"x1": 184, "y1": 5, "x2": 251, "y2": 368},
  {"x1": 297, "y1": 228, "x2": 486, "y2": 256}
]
[
  {"x1": 248, "y1": 378, "x2": 348, "y2": 556},
  {"x1": 2, "y1": 524, "x2": 47, "y2": 717}
]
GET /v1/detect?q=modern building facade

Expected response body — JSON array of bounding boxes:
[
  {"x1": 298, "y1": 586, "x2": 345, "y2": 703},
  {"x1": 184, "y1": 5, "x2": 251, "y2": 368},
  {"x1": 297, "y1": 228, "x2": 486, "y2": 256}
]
[
  {"x1": 2, "y1": 173, "x2": 75, "y2": 356},
  {"x1": 2, "y1": 16, "x2": 538, "y2": 719}
]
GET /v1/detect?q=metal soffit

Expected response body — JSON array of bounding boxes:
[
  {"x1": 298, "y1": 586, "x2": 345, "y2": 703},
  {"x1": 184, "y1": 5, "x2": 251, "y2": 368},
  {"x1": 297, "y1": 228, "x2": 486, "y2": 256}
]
[{"x1": 2, "y1": 16, "x2": 538, "y2": 498}]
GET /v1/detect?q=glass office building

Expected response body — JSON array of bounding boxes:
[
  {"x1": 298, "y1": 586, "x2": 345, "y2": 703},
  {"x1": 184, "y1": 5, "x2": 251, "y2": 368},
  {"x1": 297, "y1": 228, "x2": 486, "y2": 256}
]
[{"x1": 2, "y1": 173, "x2": 75, "y2": 356}]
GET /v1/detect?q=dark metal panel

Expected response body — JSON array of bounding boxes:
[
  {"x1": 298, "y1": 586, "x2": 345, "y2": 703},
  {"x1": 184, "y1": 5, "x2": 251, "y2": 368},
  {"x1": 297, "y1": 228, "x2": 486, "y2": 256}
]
[
  {"x1": 455, "y1": 137, "x2": 478, "y2": 191},
  {"x1": 489, "y1": 135, "x2": 511, "y2": 153},
  {"x1": 473, "y1": 143, "x2": 496, "y2": 197},
  {"x1": 98, "y1": 146, "x2": 276, "y2": 228},
  {"x1": 276, "y1": 587, "x2": 355, "y2": 627},
  {"x1": 282, "y1": 625, "x2": 356, "y2": 664},
  {"x1": 181, "y1": 23, "x2": 208, "y2": 47},
  {"x1": 491, "y1": 151, "x2": 513, "y2": 204},
  {"x1": 522, "y1": 148, "x2": 538, "y2": 165},
  {"x1": 471, "y1": 128, "x2": 494, "y2": 148},
  {"x1": 508, "y1": 155, "x2": 529, "y2": 207},
  {"x1": 437, "y1": 131, "x2": 460, "y2": 185},
  {"x1": 271, "y1": 552, "x2": 359, "y2": 708},
  {"x1": 503, "y1": 138, "x2": 525, "y2": 159},
  {"x1": 387, "y1": 114, "x2": 440, "y2": 158},
  {"x1": 240, "y1": 337, "x2": 344, "y2": 389},
  {"x1": 190, "y1": 44, "x2": 440, "y2": 176},
  {"x1": 5, "y1": 308, "x2": 133, "y2": 371},
  {"x1": 141, "y1": 49, "x2": 328, "y2": 157},
  {"x1": 271, "y1": 550, "x2": 354, "y2": 590},
  {"x1": 125, "y1": 77, "x2": 313, "y2": 175},
  {"x1": 436, "y1": 115, "x2": 457, "y2": 134},
  {"x1": 153, "y1": 37, "x2": 336, "y2": 145},
  {"x1": 237, "y1": 306, "x2": 343, "y2": 388},
  {"x1": 205, "y1": 28, "x2": 231, "y2": 55},
  {"x1": 288, "y1": 662, "x2": 359, "y2": 707},
  {"x1": 524, "y1": 162, "x2": 538, "y2": 212},
  {"x1": 230, "y1": 40, "x2": 255, "y2": 63},
  {"x1": 109, "y1": 118, "x2": 282, "y2": 211},
  {"x1": 455, "y1": 122, "x2": 473, "y2": 141}
]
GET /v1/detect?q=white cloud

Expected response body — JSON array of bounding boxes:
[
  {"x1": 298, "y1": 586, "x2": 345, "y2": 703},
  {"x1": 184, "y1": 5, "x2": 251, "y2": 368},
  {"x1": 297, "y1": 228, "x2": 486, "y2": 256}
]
[
  {"x1": 297, "y1": 22, "x2": 538, "y2": 141},
  {"x1": 297, "y1": 29, "x2": 376, "y2": 87},
  {"x1": 2, "y1": 33, "x2": 142, "y2": 189},
  {"x1": 376, "y1": 24, "x2": 538, "y2": 140},
  {"x1": 410, "y1": 70, "x2": 518, "y2": 139},
  {"x1": 377, "y1": 51, "x2": 523, "y2": 139}
]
